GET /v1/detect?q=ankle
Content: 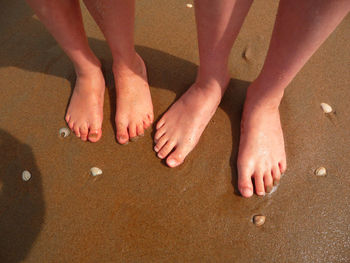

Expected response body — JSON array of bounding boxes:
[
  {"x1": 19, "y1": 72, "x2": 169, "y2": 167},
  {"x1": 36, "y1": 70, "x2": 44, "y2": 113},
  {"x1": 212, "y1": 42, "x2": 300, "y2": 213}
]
[
  {"x1": 112, "y1": 50, "x2": 139, "y2": 72},
  {"x1": 74, "y1": 59, "x2": 102, "y2": 77}
]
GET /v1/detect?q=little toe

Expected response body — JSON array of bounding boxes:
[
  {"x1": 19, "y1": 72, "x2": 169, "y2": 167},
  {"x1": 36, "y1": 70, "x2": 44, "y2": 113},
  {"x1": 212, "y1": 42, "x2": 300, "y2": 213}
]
[
  {"x1": 166, "y1": 144, "x2": 191, "y2": 168},
  {"x1": 136, "y1": 123, "x2": 144, "y2": 137},
  {"x1": 272, "y1": 165, "x2": 281, "y2": 186},
  {"x1": 80, "y1": 124, "x2": 89, "y2": 141},
  {"x1": 128, "y1": 123, "x2": 137, "y2": 140},
  {"x1": 148, "y1": 113, "x2": 154, "y2": 124},
  {"x1": 154, "y1": 135, "x2": 168, "y2": 152},
  {"x1": 143, "y1": 119, "x2": 151, "y2": 130},
  {"x1": 237, "y1": 167, "x2": 254, "y2": 198},
  {"x1": 157, "y1": 140, "x2": 176, "y2": 159},
  {"x1": 254, "y1": 172, "x2": 265, "y2": 196},
  {"x1": 65, "y1": 115, "x2": 71, "y2": 124},
  {"x1": 154, "y1": 126, "x2": 167, "y2": 143},
  {"x1": 264, "y1": 171, "x2": 274, "y2": 193},
  {"x1": 156, "y1": 117, "x2": 166, "y2": 129},
  {"x1": 279, "y1": 160, "x2": 287, "y2": 174},
  {"x1": 68, "y1": 120, "x2": 74, "y2": 130}
]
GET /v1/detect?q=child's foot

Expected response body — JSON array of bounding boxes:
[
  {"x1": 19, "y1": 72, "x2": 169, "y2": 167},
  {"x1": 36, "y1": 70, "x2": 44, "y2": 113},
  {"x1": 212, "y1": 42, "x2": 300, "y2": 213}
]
[
  {"x1": 113, "y1": 53, "x2": 154, "y2": 144},
  {"x1": 65, "y1": 66, "x2": 105, "y2": 142},
  {"x1": 154, "y1": 77, "x2": 229, "y2": 167},
  {"x1": 237, "y1": 85, "x2": 287, "y2": 197}
]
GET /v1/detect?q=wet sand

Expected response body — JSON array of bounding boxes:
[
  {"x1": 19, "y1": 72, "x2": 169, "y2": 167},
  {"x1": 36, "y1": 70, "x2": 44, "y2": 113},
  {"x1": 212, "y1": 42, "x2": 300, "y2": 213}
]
[{"x1": 0, "y1": 0, "x2": 349, "y2": 262}]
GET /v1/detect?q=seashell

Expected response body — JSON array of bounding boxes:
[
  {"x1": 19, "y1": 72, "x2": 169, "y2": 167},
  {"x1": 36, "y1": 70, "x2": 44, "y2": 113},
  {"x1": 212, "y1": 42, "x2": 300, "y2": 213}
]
[
  {"x1": 59, "y1": 127, "x2": 70, "y2": 138},
  {"x1": 22, "y1": 170, "x2": 32, "y2": 181},
  {"x1": 90, "y1": 167, "x2": 102, "y2": 177},
  {"x1": 253, "y1": 215, "x2": 265, "y2": 226},
  {"x1": 315, "y1": 167, "x2": 327, "y2": 176},
  {"x1": 186, "y1": 3, "x2": 193, "y2": 8},
  {"x1": 320, "y1": 103, "x2": 332, "y2": 114}
]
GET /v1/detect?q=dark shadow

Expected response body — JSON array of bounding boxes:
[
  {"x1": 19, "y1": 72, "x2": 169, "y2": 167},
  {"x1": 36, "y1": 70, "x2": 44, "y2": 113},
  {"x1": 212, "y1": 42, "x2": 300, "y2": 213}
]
[
  {"x1": 0, "y1": 3, "x2": 250, "y2": 197},
  {"x1": 0, "y1": 130, "x2": 45, "y2": 262}
]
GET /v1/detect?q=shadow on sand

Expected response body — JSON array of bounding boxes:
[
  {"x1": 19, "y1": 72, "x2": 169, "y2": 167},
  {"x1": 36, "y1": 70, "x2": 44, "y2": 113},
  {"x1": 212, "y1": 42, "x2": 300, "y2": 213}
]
[{"x1": 0, "y1": 130, "x2": 45, "y2": 262}]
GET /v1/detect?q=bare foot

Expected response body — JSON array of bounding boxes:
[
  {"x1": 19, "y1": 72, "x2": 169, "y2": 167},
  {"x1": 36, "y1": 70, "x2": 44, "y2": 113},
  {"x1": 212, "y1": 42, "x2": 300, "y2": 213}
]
[
  {"x1": 65, "y1": 66, "x2": 105, "y2": 142},
  {"x1": 154, "y1": 77, "x2": 229, "y2": 167},
  {"x1": 237, "y1": 87, "x2": 287, "y2": 198},
  {"x1": 113, "y1": 53, "x2": 154, "y2": 144}
]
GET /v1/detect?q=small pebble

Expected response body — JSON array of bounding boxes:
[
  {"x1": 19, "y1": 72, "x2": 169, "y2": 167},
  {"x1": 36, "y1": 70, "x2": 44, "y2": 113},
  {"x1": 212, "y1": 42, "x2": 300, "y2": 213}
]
[
  {"x1": 59, "y1": 127, "x2": 70, "y2": 138},
  {"x1": 253, "y1": 215, "x2": 266, "y2": 226},
  {"x1": 315, "y1": 167, "x2": 327, "y2": 176},
  {"x1": 90, "y1": 167, "x2": 103, "y2": 177},
  {"x1": 22, "y1": 170, "x2": 32, "y2": 181},
  {"x1": 186, "y1": 3, "x2": 193, "y2": 8},
  {"x1": 320, "y1": 102, "x2": 332, "y2": 114}
]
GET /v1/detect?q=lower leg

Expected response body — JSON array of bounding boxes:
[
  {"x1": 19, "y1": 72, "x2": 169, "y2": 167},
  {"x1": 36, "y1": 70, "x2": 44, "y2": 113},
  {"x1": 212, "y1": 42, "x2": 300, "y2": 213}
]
[
  {"x1": 154, "y1": 0, "x2": 253, "y2": 167},
  {"x1": 26, "y1": 0, "x2": 105, "y2": 142},
  {"x1": 83, "y1": 0, "x2": 154, "y2": 144},
  {"x1": 238, "y1": 0, "x2": 350, "y2": 197}
]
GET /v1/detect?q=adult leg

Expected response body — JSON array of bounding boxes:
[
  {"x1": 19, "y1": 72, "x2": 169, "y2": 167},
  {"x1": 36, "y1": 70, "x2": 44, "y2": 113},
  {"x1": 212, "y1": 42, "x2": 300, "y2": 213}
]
[
  {"x1": 83, "y1": 0, "x2": 154, "y2": 144},
  {"x1": 238, "y1": 0, "x2": 350, "y2": 197},
  {"x1": 26, "y1": 0, "x2": 105, "y2": 142},
  {"x1": 153, "y1": 0, "x2": 253, "y2": 167}
]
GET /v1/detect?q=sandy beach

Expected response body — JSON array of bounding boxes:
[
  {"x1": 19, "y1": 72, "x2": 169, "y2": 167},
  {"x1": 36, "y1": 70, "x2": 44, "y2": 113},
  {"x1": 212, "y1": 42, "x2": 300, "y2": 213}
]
[{"x1": 0, "y1": 0, "x2": 349, "y2": 262}]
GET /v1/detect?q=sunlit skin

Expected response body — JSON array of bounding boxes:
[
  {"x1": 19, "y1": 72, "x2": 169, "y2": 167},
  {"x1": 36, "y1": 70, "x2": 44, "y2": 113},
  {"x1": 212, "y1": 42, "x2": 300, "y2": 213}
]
[{"x1": 154, "y1": 0, "x2": 350, "y2": 197}]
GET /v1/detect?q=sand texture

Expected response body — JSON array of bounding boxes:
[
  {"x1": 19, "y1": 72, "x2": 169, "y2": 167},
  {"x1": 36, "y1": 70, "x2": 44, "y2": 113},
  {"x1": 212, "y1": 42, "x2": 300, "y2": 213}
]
[{"x1": 0, "y1": 0, "x2": 349, "y2": 262}]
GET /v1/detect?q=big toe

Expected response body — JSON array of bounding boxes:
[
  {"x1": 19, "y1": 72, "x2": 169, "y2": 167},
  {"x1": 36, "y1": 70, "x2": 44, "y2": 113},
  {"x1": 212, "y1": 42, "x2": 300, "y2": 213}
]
[
  {"x1": 88, "y1": 125, "x2": 102, "y2": 143},
  {"x1": 166, "y1": 144, "x2": 191, "y2": 168}
]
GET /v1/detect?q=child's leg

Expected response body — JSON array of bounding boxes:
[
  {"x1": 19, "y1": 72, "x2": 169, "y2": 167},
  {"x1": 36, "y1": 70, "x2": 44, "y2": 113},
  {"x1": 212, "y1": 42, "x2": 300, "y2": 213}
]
[
  {"x1": 26, "y1": 0, "x2": 105, "y2": 142},
  {"x1": 238, "y1": 0, "x2": 350, "y2": 197},
  {"x1": 153, "y1": 0, "x2": 253, "y2": 167},
  {"x1": 83, "y1": 0, "x2": 154, "y2": 144}
]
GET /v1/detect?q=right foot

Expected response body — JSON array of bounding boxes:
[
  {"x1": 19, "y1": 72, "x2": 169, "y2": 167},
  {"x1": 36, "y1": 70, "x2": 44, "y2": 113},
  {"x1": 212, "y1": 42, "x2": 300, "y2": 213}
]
[
  {"x1": 154, "y1": 77, "x2": 229, "y2": 167},
  {"x1": 113, "y1": 53, "x2": 154, "y2": 144},
  {"x1": 65, "y1": 66, "x2": 105, "y2": 142}
]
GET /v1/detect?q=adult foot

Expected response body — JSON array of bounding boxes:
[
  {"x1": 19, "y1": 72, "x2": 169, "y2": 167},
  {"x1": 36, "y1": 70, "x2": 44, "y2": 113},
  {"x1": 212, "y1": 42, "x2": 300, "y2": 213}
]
[
  {"x1": 65, "y1": 65, "x2": 105, "y2": 142},
  {"x1": 154, "y1": 77, "x2": 229, "y2": 167},
  {"x1": 237, "y1": 84, "x2": 287, "y2": 197},
  {"x1": 114, "y1": 53, "x2": 154, "y2": 144}
]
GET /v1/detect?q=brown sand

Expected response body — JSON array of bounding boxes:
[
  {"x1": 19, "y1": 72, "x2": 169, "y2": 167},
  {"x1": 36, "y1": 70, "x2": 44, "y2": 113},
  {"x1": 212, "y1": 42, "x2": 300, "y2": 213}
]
[{"x1": 1, "y1": 0, "x2": 349, "y2": 262}]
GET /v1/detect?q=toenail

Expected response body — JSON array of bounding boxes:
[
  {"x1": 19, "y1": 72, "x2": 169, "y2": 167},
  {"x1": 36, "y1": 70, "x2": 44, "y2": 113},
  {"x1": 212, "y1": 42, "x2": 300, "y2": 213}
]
[
  {"x1": 257, "y1": 191, "x2": 265, "y2": 196},
  {"x1": 154, "y1": 146, "x2": 159, "y2": 152},
  {"x1": 273, "y1": 180, "x2": 280, "y2": 186},
  {"x1": 241, "y1": 188, "x2": 253, "y2": 197},
  {"x1": 167, "y1": 159, "x2": 177, "y2": 167},
  {"x1": 89, "y1": 133, "x2": 98, "y2": 138},
  {"x1": 266, "y1": 185, "x2": 273, "y2": 193}
]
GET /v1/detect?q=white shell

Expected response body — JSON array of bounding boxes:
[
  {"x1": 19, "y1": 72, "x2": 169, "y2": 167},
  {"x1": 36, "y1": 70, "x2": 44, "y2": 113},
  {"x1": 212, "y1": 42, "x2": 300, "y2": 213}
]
[
  {"x1": 253, "y1": 215, "x2": 266, "y2": 226},
  {"x1": 186, "y1": 3, "x2": 193, "y2": 8},
  {"x1": 320, "y1": 103, "x2": 332, "y2": 113},
  {"x1": 315, "y1": 167, "x2": 327, "y2": 176},
  {"x1": 90, "y1": 167, "x2": 102, "y2": 177},
  {"x1": 22, "y1": 170, "x2": 32, "y2": 181},
  {"x1": 59, "y1": 127, "x2": 70, "y2": 138}
]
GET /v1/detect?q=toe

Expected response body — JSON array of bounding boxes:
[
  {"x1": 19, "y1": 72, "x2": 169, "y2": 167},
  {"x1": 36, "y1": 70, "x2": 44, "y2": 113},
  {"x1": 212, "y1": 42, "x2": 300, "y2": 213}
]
[
  {"x1": 143, "y1": 119, "x2": 151, "y2": 130},
  {"x1": 128, "y1": 123, "x2": 137, "y2": 139},
  {"x1": 272, "y1": 165, "x2": 281, "y2": 186},
  {"x1": 264, "y1": 170, "x2": 274, "y2": 193},
  {"x1": 136, "y1": 123, "x2": 144, "y2": 137},
  {"x1": 237, "y1": 165, "x2": 254, "y2": 198},
  {"x1": 166, "y1": 144, "x2": 191, "y2": 168},
  {"x1": 80, "y1": 124, "x2": 89, "y2": 141},
  {"x1": 73, "y1": 125, "x2": 80, "y2": 138},
  {"x1": 88, "y1": 124, "x2": 102, "y2": 143},
  {"x1": 254, "y1": 172, "x2": 265, "y2": 196},
  {"x1": 148, "y1": 113, "x2": 154, "y2": 123},
  {"x1": 116, "y1": 121, "x2": 129, "y2": 144},
  {"x1": 154, "y1": 126, "x2": 167, "y2": 143},
  {"x1": 68, "y1": 120, "x2": 74, "y2": 130},
  {"x1": 65, "y1": 115, "x2": 70, "y2": 124},
  {"x1": 156, "y1": 117, "x2": 166, "y2": 129},
  {"x1": 154, "y1": 135, "x2": 168, "y2": 153},
  {"x1": 279, "y1": 159, "x2": 287, "y2": 174},
  {"x1": 157, "y1": 140, "x2": 176, "y2": 159}
]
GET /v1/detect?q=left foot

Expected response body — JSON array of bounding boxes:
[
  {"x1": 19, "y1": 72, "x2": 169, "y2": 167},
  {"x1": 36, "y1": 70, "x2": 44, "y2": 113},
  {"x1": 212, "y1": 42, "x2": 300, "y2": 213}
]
[
  {"x1": 154, "y1": 77, "x2": 229, "y2": 167},
  {"x1": 237, "y1": 85, "x2": 287, "y2": 198}
]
